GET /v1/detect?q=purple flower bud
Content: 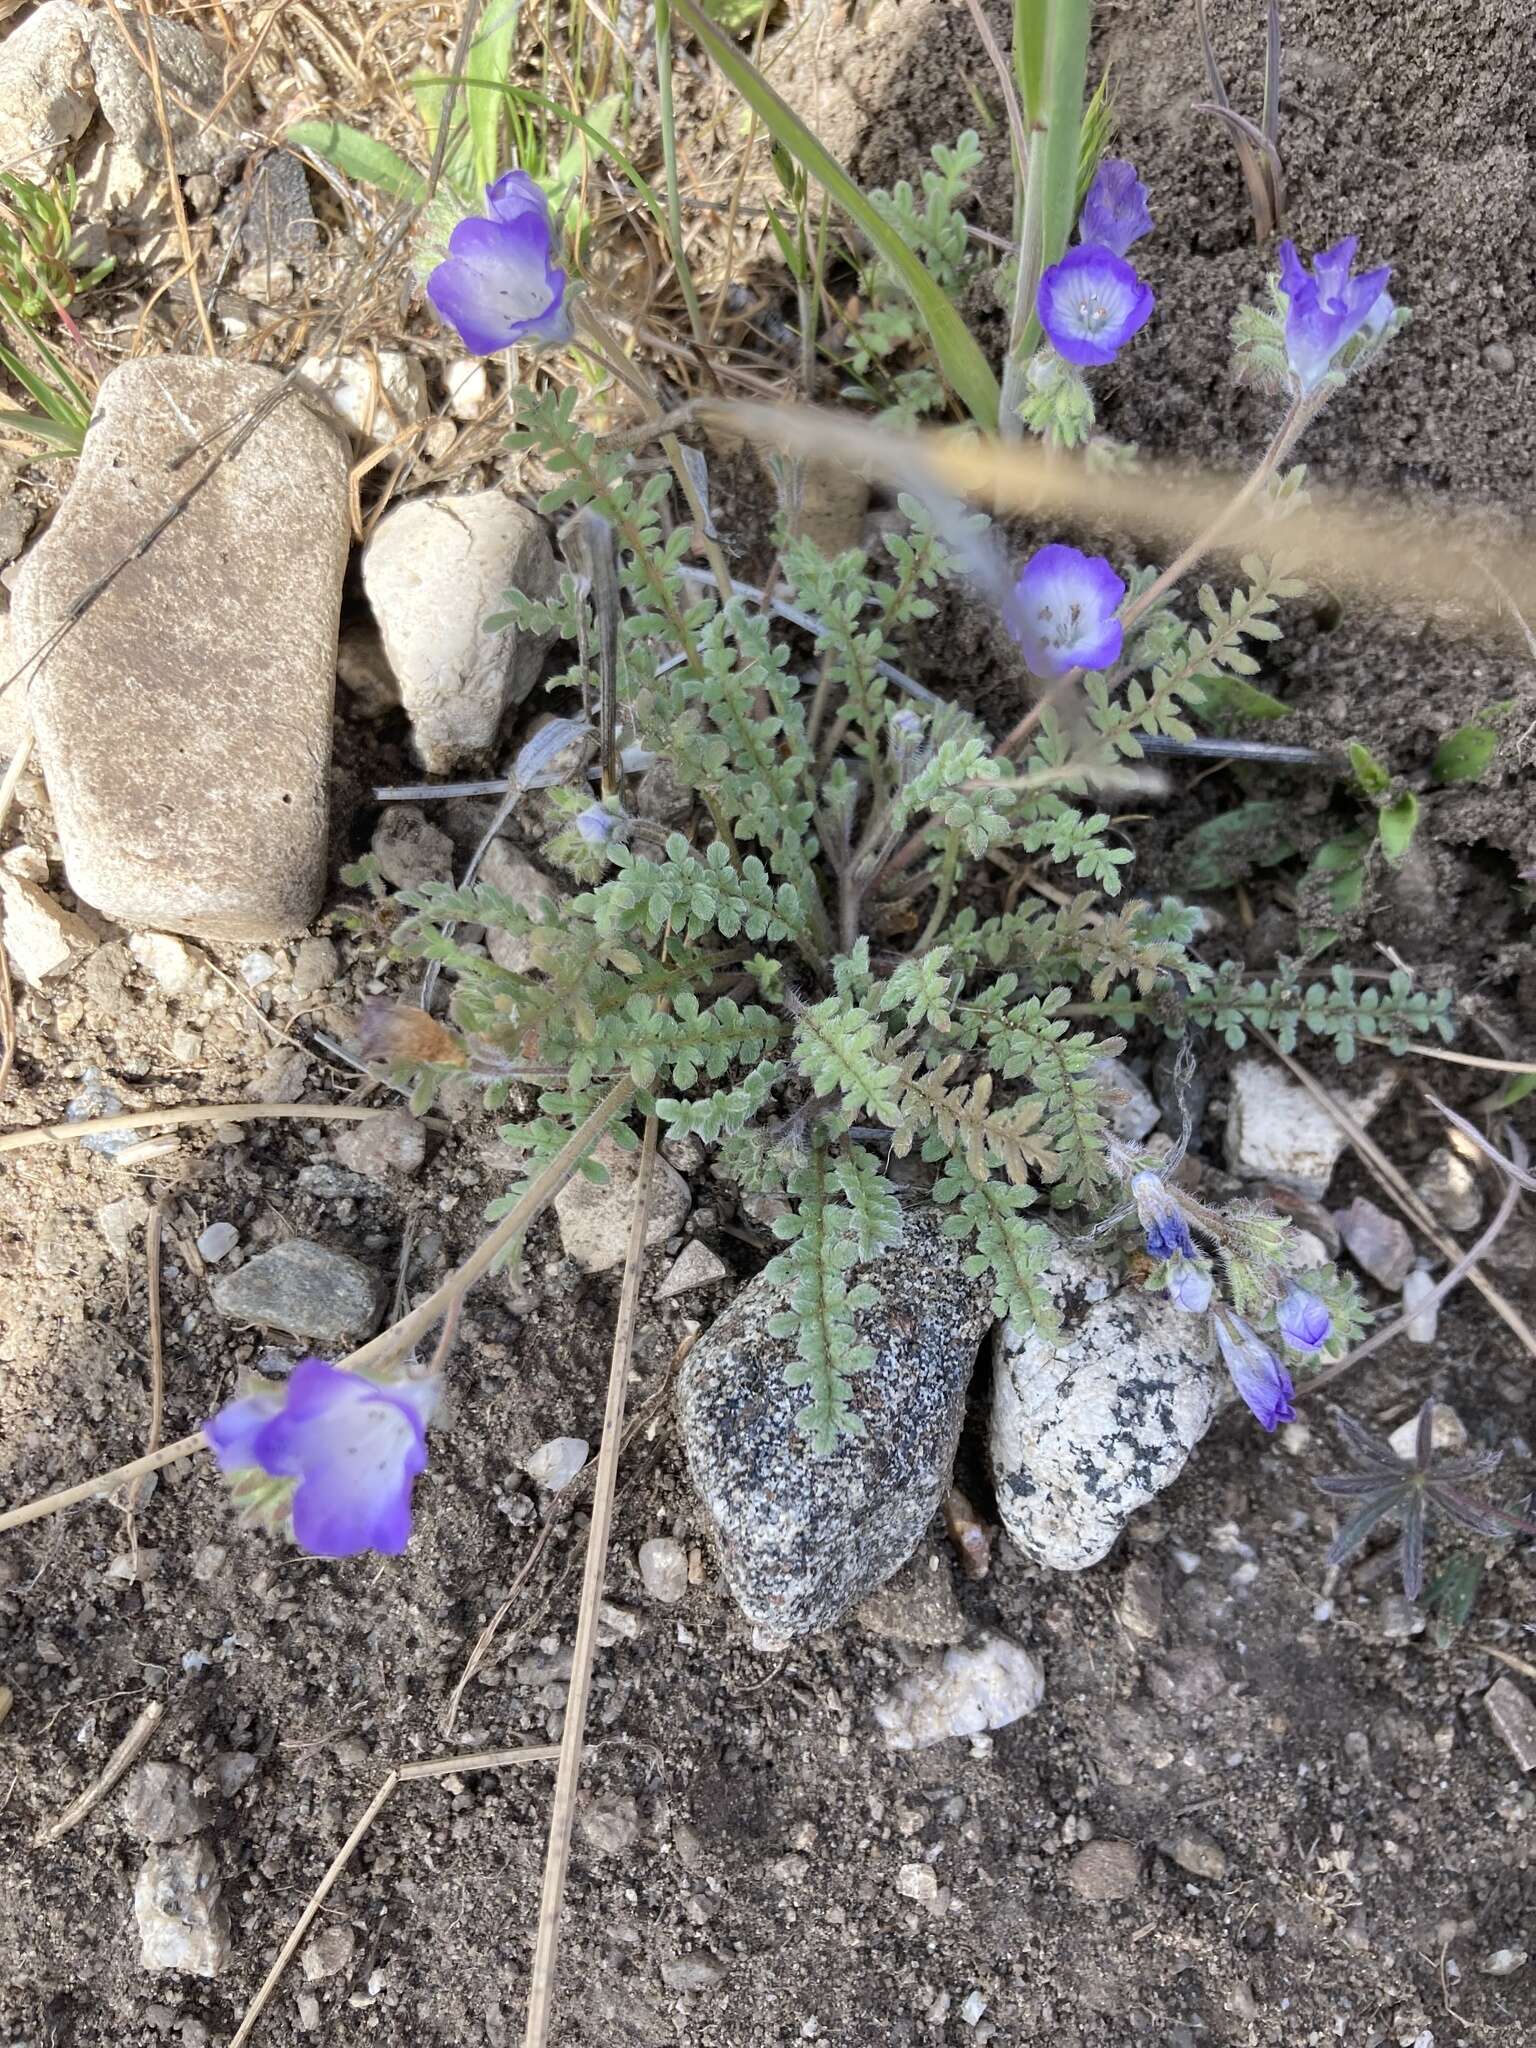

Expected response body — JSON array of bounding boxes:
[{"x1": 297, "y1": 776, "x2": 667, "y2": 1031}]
[
  {"x1": 1165, "y1": 1253, "x2": 1214, "y2": 1314},
  {"x1": 1214, "y1": 1309, "x2": 1296, "y2": 1432},
  {"x1": 1129, "y1": 1168, "x2": 1195, "y2": 1262},
  {"x1": 574, "y1": 802, "x2": 619, "y2": 845},
  {"x1": 428, "y1": 169, "x2": 572, "y2": 357},
  {"x1": 1037, "y1": 243, "x2": 1154, "y2": 367},
  {"x1": 1007, "y1": 543, "x2": 1126, "y2": 679},
  {"x1": 891, "y1": 707, "x2": 925, "y2": 737},
  {"x1": 1078, "y1": 159, "x2": 1153, "y2": 260},
  {"x1": 1276, "y1": 236, "x2": 1393, "y2": 394},
  {"x1": 205, "y1": 1359, "x2": 438, "y2": 1558},
  {"x1": 1275, "y1": 1282, "x2": 1332, "y2": 1353}
]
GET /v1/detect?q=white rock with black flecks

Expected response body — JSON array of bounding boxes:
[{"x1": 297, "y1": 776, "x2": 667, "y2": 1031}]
[{"x1": 990, "y1": 1240, "x2": 1217, "y2": 1571}]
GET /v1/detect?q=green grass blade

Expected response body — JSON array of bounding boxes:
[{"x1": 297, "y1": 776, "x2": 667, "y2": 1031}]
[
  {"x1": 1013, "y1": 0, "x2": 1047, "y2": 123},
  {"x1": 286, "y1": 122, "x2": 427, "y2": 203},
  {"x1": 0, "y1": 406, "x2": 84, "y2": 452},
  {"x1": 466, "y1": 0, "x2": 521, "y2": 188},
  {"x1": 674, "y1": 0, "x2": 1000, "y2": 427},
  {"x1": 654, "y1": 0, "x2": 707, "y2": 347}
]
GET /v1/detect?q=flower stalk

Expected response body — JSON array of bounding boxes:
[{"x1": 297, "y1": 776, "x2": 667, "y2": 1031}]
[{"x1": 1000, "y1": 0, "x2": 1093, "y2": 435}]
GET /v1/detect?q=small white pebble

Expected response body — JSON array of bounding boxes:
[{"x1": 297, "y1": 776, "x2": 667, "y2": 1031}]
[
  {"x1": 1173, "y1": 1548, "x2": 1202, "y2": 1575},
  {"x1": 960, "y1": 1990, "x2": 988, "y2": 2026},
  {"x1": 896, "y1": 1862, "x2": 938, "y2": 1903},
  {"x1": 1399, "y1": 1266, "x2": 1441, "y2": 1348},
  {"x1": 240, "y1": 950, "x2": 277, "y2": 986},
  {"x1": 638, "y1": 1536, "x2": 688, "y2": 1604},
  {"x1": 523, "y1": 1437, "x2": 589, "y2": 1491},
  {"x1": 197, "y1": 1221, "x2": 239, "y2": 1263}
]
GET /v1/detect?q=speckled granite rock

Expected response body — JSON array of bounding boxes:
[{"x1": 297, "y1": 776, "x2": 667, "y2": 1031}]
[
  {"x1": 990, "y1": 1240, "x2": 1216, "y2": 1571},
  {"x1": 678, "y1": 1207, "x2": 993, "y2": 1637}
]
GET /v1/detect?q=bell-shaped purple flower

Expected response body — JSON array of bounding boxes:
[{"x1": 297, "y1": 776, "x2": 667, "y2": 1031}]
[
  {"x1": 1078, "y1": 159, "x2": 1153, "y2": 259},
  {"x1": 428, "y1": 169, "x2": 572, "y2": 357},
  {"x1": 1165, "y1": 1253, "x2": 1214, "y2": 1314},
  {"x1": 1037, "y1": 243, "x2": 1154, "y2": 367},
  {"x1": 1214, "y1": 1309, "x2": 1296, "y2": 1432},
  {"x1": 1276, "y1": 236, "x2": 1393, "y2": 394},
  {"x1": 1007, "y1": 543, "x2": 1126, "y2": 679},
  {"x1": 574, "y1": 802, "x2": 620, "y2": 845},
  {"x1": 1129, "y1": 1168, "x2": 1195, "y2": 1262},
  {"x1": 205, "y1": 1359, "x2": 438, "y2": 1558},
  {"x1": 1275, "y1": 1282, "x2": 1332, "y2": 1353}
]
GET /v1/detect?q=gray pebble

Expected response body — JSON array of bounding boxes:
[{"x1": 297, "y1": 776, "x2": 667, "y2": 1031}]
[
  {"x1": 196, "y1": 1221, "x2": 239, "y2": 1263},
  {"x1": 122, "y1": 1763, "x2": 210, "y2": 1845},
  {"x1": 208, "y1": 1240, "x2": 383, "y2": 1344}
]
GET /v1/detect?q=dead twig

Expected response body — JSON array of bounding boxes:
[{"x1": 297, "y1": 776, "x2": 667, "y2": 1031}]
[
  {"x1": 0, "y1": 724, "x2": 34, "y2": 1099},
  {"x1": 0, "y1": 1435, "x2": 203, "y2": 1536},
  {"x1": 1249, "y1": 1025, "x2": 1536, "y2": 1363},
  {"x1": 1302, "y1": 1164, "x2": 1523, "y2": 1396},
  {"x1": 227, "y1": 1739, "x2": 559, "y2": 2048},
  {"x1": 126, "y1": 1200, "x2": 168, "y2": 1537},
  {"x1": 523, "y1": 1116, "x2": 660, "y2": 2047},
  {"x1": 0, "y1": 1099, "x2": 442, "y2": 1157},
  {"x1": 34, "y1": 1700, "x2": 162, "y2": 1845},
  {"x1": 443, "y1": 1330, "x2": 697, "y2": 1734}
]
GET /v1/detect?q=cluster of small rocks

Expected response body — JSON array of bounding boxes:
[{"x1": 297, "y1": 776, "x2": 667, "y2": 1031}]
[{"x1": 124, "y1": 1763, "x2": 230, "y2": 1978}]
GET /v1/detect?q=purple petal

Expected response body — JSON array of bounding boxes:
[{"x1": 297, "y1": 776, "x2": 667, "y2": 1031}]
[
  {"x1": 1216, "y1": 1311, "x2": 1296, "y2": 1431},
  {"x1": 204, "y1": 1385, "x2": 284, "y2": 1471},
  {"x1": 1275, "y1": 1283, "x2": 1332, "y2": 1353},
  {"x1": 1078, "y1": 159, "x2": 1153, "y2": 259},
  {"x1": 1166, "y1": 1254, "x2": 1214, "y2": 1314},
  {"x1": 427, "y1": 210, "x2": 570, "y2": 357},
  {"x1": 484, "y1": 169, "x2": 549, "y2": 230},
  {"x1": 289, "y1": 1445, "x2": 422, "y2": 1558},
  {"x1": 1008, "y1": 543, "x2": 1126, "y2": 680},
  {"x1": 1278, "y1": 237, "x2": 1394, "y2": 393},
  {"x1": 1038, "y1": 244, "x2": 1155, "y2": 367},
  {"x1": 1130, "y1": 1169, "x2": 1195, "y2": 1261}
]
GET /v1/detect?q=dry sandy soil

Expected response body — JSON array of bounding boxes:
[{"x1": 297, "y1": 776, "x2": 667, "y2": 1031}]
[{"x1": 2, "y1": 2, "x2": 1535, "y2": 2044}]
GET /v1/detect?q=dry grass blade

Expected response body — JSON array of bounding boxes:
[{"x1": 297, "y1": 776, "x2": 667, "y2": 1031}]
[
  {"x1": 226, "y1": 1771, "x2": 400, "y2": 2048},
  {"x1": 34, "y1": 1700, "x2": 162, "y2": 1844},
  {"x1": 444, "y1": 1331, "x2": 697, "y2": 1734},
  {"x1": 0, "y1": 1099, "x2": 441, "y2": 1156},
  {"x1": 1302, "y1": 1165, "x2": 1523, "y2": 1396},
  {"x1": 99, "y1": 0, "x2": 217, "y2": 357},
  {"x1": 704, "y1": 401, "x2": 1535, "y2": 636},
  {"x1": 0, "y1": 1433, "x2": 204, "y2": 1535},
  {"x1": 0, "y1": 725, "x2": 34, "y2": 1098},
  {"x1": 127, "y1": 1200, "x2": 168, "y2": 1528},
  {"x1": 1423, "y1": 1091, "x2": 1536, "y2": 1191},
  {"x1": 523, "y1": 1114, "x2": 660, "y2": 2048},
  {"x1": 1249, "y1": 1025, "x2": 1536, "y2": 1363},
  {"x1": 229, "y1": 1741, "x2": 560, "y2": 2048}
]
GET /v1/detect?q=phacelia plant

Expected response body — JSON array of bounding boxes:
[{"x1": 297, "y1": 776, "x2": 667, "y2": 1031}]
[{"x1": 351, "y1": 141, "x2": 1456, "y2": 1461}]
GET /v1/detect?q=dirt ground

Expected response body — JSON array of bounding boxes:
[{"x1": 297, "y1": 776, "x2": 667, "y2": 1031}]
[{"x1": 3, "y1": 2, "x2": 1536, "y2": 2044}]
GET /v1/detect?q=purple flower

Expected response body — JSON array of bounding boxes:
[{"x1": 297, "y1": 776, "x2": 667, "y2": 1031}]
[
  {"x1": 1078, "y1": 159, "x2": 1153, "y2": 259},
  {"x1": 427, "y1": 170, "x2": 572, "y2": 357},
  {"x1": 1214, "y1": 1309, "x2": 1296, "y2": 1432},
  {"x1": 574, "y1": 802, "x2": 619, "y2": 845},
  {"x1": 1165, "y1": 1253, "x2": 1214, "y2": 1314},
  {"x1": 1275, "y1": 1282, "x2": 1332, "y2": 1353},
  {"x1": 1007, "y1": 543, "x2": 1126, "y2": 679},
  {"x1": 1276, "y1": 236, "x2": 1393, "y2": 394},
  {"x1": 1129, "y1": 1168, "x2": 1195, "y2": 1262},
  {"x1": 1037, "y1": 243, "x2": 1154, "y2": 367},
  {"x1": 205, "y1": 1359, "x2": 438, "y2": 1558}
]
